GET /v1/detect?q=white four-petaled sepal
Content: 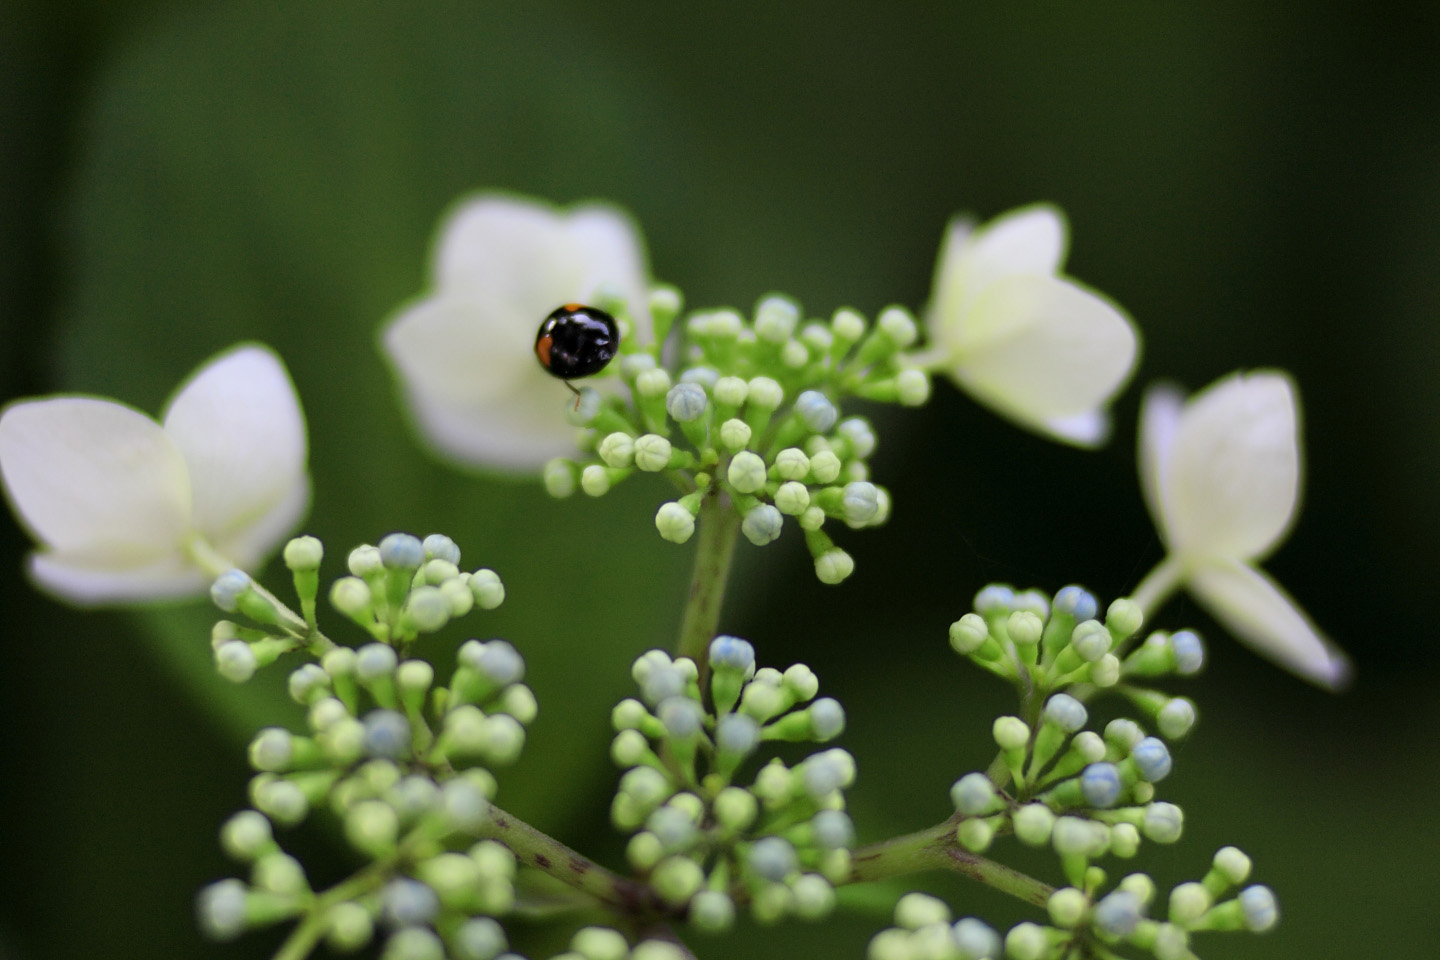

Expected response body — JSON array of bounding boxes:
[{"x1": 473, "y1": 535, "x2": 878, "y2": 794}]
[
  {"x1": 924, "y1": 204, "x2": 1138, "y2": 447},
  {"x1": 0, "y1": 344, "x2": 309, "y2": 605},
  {"x1": 1138, "y1": 371, "x2": 1351, "y2": 689},
  {"x1": 382, "y1": 193, "x2": 654, "y2": 472}
]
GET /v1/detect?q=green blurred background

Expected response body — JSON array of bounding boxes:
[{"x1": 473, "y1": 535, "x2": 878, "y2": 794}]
[{"x1": 2, "y1": 1, "x2": 1438, "y2": 957}]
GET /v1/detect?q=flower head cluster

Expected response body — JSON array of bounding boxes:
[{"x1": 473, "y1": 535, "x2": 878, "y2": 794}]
[
  {"x1": 610, "y1": 637, "x2": 855, "y2": 929},
  {"x1": 199, "y1": 634, "x2": 535, "y2": 955},
  {"x1": 869, "y1": 851, "x2": 1276, "y2": 960},
  {"x1": 0, "y1": 344, "x2": 308, "y2": 604}
]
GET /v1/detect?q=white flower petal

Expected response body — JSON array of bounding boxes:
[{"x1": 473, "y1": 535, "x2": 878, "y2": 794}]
[
  {"x1": 162, "y1": 345, "x2": 309, "y2": 551},
  {"x1": 0, "y1": 397, "x2": 191, "y2": 560},
  {"x1": 1138, "y1": 383, "x2": 1185, "y2": 547},
  {"x1": 214, "y1": 475, "x2": 311, "y2": 570},
  {"x1": 383, "y1": 294, "x2": 531, "y2": 407},
  {"x1": 397, "y1": 378, "x2": 581, "y2": 472},
  {"x1": 566, "y1": 204, "x2": 655, "y2": 342},
  {"x1": 1041, "y1": 410, "x2": 1111, "y2": 447},
  {"x1": 928, "y1": 205, "x2": 1068, "y2": 336},
  {"x1": 29, "y1": 550, "x2": 207, "y2": 606},
  {"x1": 946, "y1": 274, "x2": 1137, "y2": 445},
  {"x1": 1188, "y1": 557, "x2": 1352, "y2": 690},
  {"x1": 1162, "y1": 371, "x2": 1299, "y2": 560}
]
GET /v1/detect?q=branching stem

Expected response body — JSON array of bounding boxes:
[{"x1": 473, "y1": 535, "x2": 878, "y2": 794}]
[{"x1": 848, "y1": 819, "x2": 1054, "y2": 907}]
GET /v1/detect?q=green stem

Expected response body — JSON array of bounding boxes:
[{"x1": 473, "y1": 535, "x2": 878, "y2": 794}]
[
  {"x1": 1130, "y1": 555, "x2": 1184, "y2": 620},
  {"x1": 675, "y1": 488, "x2": 741, "y2": 673},
  {"x1": 185, "y1": 534, "x2": 337, "y2": 654},
  {"x1": 848, "y1": 819, "x2": 1054, "y2": 907},
  {"x1": 481, "y1": 803, "x2": 658, "y2": 916},
  {"x1": 271, "y1": 857, "x2": 395, "y2": 960}
]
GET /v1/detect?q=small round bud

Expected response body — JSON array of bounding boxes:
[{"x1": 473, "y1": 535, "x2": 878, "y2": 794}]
[
  {"x1": 742, "y1": 503, "x2": 784, "y2": 546},
  {"x1": 356, "y1": 643, "x2": 398, "y2": 680},
  {"x1": 950, "y1": 772, "x2": 997, "y2": 815},
  {"x1": 210, "y1": 569, "x2": 252, "y2": 612},
  {"x1": 1013, "y1": 803, "x2": 1056, "y2": 847},
  {"x1": 1142, "y1": 802, "x2": 1184, "y2": 843},
  {"x1": 248, "y1": 728, "x2": 294, "y2": 772},
  {"x1": 1053, "y1": 585, "x2": 1098, "y2": 621},
  {"x1": 1080, "y1": 763, "x2": 1123, "y2": 808},
  {"x1": 381, "y1": 927, "x2": 444, "y2": 960},
  {"x1": 1090, "y1": 653, "x2": 1121, "y2": 686},
  {"x1": 814, "y1": 548, "x2": 854, "y2": 585},
  {"x1": 710, "y1": 635, "x2": 756, "y2": 674},
  {"x1": 727, "y1": 451, "x2": 768, "y2": 493},
  {"x1": 953, "y1": 918, "x2": 1001, "y2": 960},
  {"x1": 714, "y1": 376, "x2": 749, "y2": 406},
  {"x1": 1004, "y1": 922, "x2": 1050, "y2": 960},
  {"x1": 809, "y1": 698, "x2": 845, "y2": 740},
  {"x1": 719, "y1": 418, "x2": 752, "y2": 452},
  {"x1": 713, "y1": 786, "x2": 758, "y2": 831},
  {"x1": 1131, "y1": 737, "x2": 1173, "y2": 782},
  {"x1": 1071, "y1": 620, "x2": 1112, "y2": 661},
  {"x1": 1239, "y1": 885, "x2": 1278, "y2": 932},
  {"x1": 1168, "y1": 882, "x2": 1212, "y2": 925},
  {"x1": 689, "y1": 889, "x2": 736, "y2": 933},
  {"x1": 215, "y1": 641, "x2": 257, "y2": 683},
  {"x1": 283, "y1": 536, "x2": 323, "y2": 571},
  {"x1": 197, "y1": 879, "x2": 248, "y2": 940},
  {"x1": 658, "y1": 697, "x2": 704, "y2": 739},
  {"x1": 957, "y1": 817, "x2": 995, "y2": 852},
  {"x1": 798, "y1": 504, "x2": 825, "y2": 530},
  {"x1": 781, "y1": 340, "x2": 809, "y2": 368},
  {"x1": 715, "y1": 713, "x2": 760, "y2": 755},
  {"x1": 287, "y1": 663, "x2": 329, "y2": 703},
  {"x1": 1048, "y1": 887, "x2": 1088, "y2": 928},
  {"x1": 405, "y1": 586, "x2": 450, "y2": 632},
  {"x1": 795, "y1": 390, "x2": 839, "y2": 433},
  {"x1": 1007, "y1": 610, "x2": 1044, "y2": 647},
  {"x1": 774, "y1": 480, "x2": 810, "y2": 515},
  {"x1": 468, "y1": 568, "x2": 505, "y2": 609},
  {"x1": 800, "y1": 749, "x2": 856, "y2": 798},
  {"x1": 1157, "y1": 698, "x2": 1197, "y2": 739},
  {"x1": 220, "y1": 810, "x2": 273, "y2": 860},
  {"x1": 841, "y1": 481, "x2": 880, "y2": 525},
  {"x1": 755, "y1": 295, "x2": 800, "y2": 342},
  {"x1": 363, "y1": 710, "x2": 411, "y2": 759},
  {"x1": 345, "y1": 799, "x2": 399, "y2": 854},
  {"x1": 949, "y1": 613, "x2": 990, "y2": 654},
  {"x1": 1170, "y1": 630, "x2": 1205, "y2": 675},
  {"x1": 646, "y1": 805, "x2": 698, "y2": 853},
  {"x1": 1212, "y1": 846, "x2": 1253, "y2": 885},
  {"x1": 597, "y1": 432, "x2": 635, "y2": 468},
  {"x1": 324, "y1": 902, "x2": 374, "y2": 953},
  {"x1": 896, "y1": 369, "x2": 931, "y2": 406},
  {"x1": 1106, "y1": 597, "x2": 1143, "y2": 637},
  {"x1": 420, "y1": 533, "x2": 460, "y2": 564},
  {"x1": 665, "y1": 383, "x2": 708, "y2": 422},
  {"x1": 895, "y1": 892, "x2": 950, "y2": 929},
  {"x1": 544, "y1": 459, "x2": 577, "y2": 498},
  {"x1": 876, "y1": 305, "x2": 918, "y2": 346},
  {"x1": 747, "y1": 376, "x2": 784, "y2": 409},
  {"x1": 836, "y1": 419, "x2": 876, "y2": 459},
  {"x1": 571, "y1": 926, "x2": 628, "y2": 960},
  {"x1": 774, "y1": 447, "x2": 811, "y2": 480},
  {"x1": 1043, "y1": 694, "x2": 1088, "y2": 733},
  {"x1": 1093, "y1": 890, "x2": 1142, "y2": 937},
  {"x1": 812, "y1": 810, "x2": 855, "y2": 850},
  {"x1": 580, "y1": 464, "x2": 612, "y2": 496},
  {"x1": 655, "y1": 502, "x2": 696, "y2": 544},
  {"x1": 631, "y1": 943, "x2": 686, "y2": 960},
  {"x1": 808, "y1": 449, "x2": 841, "y2": 483},
  {"x1": 651, "y1": 856, "x2": 704, "y2": 906},
  {"x1": 635, "y1": 367, "x2": 673, "y2": 399},
  {"x1": 382, "y1": 877, "x2": 439, "y2": 927},
  {"x1": 749, "y1": 836, "x2": 798, "y2": 882},
  {"x1": 633, "y1": 434, "x2": 673, "y2": 472},
  {"x1": 348, "y1": 544, "x2": 383, "y2": 577},
  {"x1": 1110, "y1": 822, "x2": 1141, "y2": 858},
  {"x1": 379, "y1": 533, "x2": 424, "y2": 570},
  {"x1": 1051, "y1": 816, "x2": 1107, "y2": 858},
  {"x1": 1105, "y1": 718, "x2": 1145, "y2": 752},
  {"x1": 450, "y1": 918, "x2": 506, "y2": 960},
  {"x1": 974, "y1": 584, "x2": 1015, "y2": 614},
  {"x1": 993, "y1": 716, "x2": 1030, "y2": 751}
]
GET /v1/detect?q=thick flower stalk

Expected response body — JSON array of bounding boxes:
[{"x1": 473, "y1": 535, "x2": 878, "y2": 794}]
[
  {"x1": 919, "y1": 205, "x2": 1139, "y2": 447},
  {"x1": 0, "y1": 343, "x2": 308, "y2": 604},
  {"x1": 382, "y1": 193, "x2": 655, "y2": 471},
  {"x1": 1135, "y1": 371, "x2": 1351, "y2": 689}
]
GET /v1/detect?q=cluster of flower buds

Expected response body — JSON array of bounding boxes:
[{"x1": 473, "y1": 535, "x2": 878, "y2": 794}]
[
  {"x1": 869, "y1": 854, "x2": 1276, "y2": 960},
  {"x1": 610, "y1": 636, "x2": 855, "y2": 929},
  {"x1": 209, "y1": 533, "x2": 505, "y2": 681},
  {"x1": 543, "y1": 293, "x2": 928, "y2": 583},
  {"x1": 531, "y1": 927, "x2": 693, "y2": 960},
  {"x1": 200, "y1": 621, "x2": 535, "y2": 956}
]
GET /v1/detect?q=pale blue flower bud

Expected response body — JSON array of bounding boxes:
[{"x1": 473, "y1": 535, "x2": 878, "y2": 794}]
[
  {"x1": 841, "y1": 481, "x2": 880, "y2": 525},
  {"x1": 755, "y1": 295, "x2": 800, "y2": 342},
  {"x1": 951, "y1": 772, "x2": 997, "y2": 815},
  {"x1": 876, "y1": 305, "x2": 918, "y2": 346},
  {"x1": 468, "y1": 568, "x2": 504, "y2": 609},
  {"x1": 715, "y1": 714, "x2": 760, "y2": 755},
  {"x1": 1044, "y1": 693, "x2": 1088, "y2": 732},
  {"x1": 287, "y1": 663, "x2": 329, "y2": 703},
  {"x1": 1093, "y1": 890, "x2": 1142, "y2": 937},
  {"x1": 1080, "y1": 763, "x2": 1123, "y2": 808},
  {"x1": 215, "y1": 640, "x2": 257, "y2": 683},
  {"x1": 405, "y1": 586, "x2": 450, "y2": 632},
  {"x1": 1143, "y1": 802, "x2": 1184, "y2": 843},
  {"x1": 633, "y1": 434, "x2": 673, "y2": 472},
  {"x1": 639, "y1": 663, "x2": 685, "y2": 704},
  {"x1": 379, "y1": 533, "x2": 424, "y2": 570},
  {"x1": 953, "y1": 918, "x2": 1001, "y2": 960},
  {"x1": 974, "y1": 584, "x2": 1014, "y2": 614},
  {"x1": 836, "y1": 419, "x2": 875, "y2": 459},
  {"x1": 680, "y1": 365, "x2": 719, "y2": 390},
  {"x1": 597, "y1": 432, "x2": 635, "y2": 468},
  {"x1": 773, "y1": 481, "x2": 810, "y2": 515},
  {"x1": 382, "y1": 878, "x2": 439, "y2": 927},
  {"x1": 718, "y1": 418, "x2": 752, "y2": 452},
  {"x1": 809, "y1": 697, "x2": 845, "y2": 740},
  {"x1": 1157, "y1": 698, "x2": 1197, "y2": 739},
  {"x1": 1239, "y1": 885, "x2": 1278, "y2": 932},
  {"x1": 742, "y1": 503, "x2": 784, "y2": 545},
  {"x1": 1132, "y1": 737, "x2": 1173, "y2": 782},
  {"x1": 1170, "y1": 630, "x2": 1205, "y2": 675},
  {"x1": 420, "y1": 534, "x2": 460, "y2": 565},
  {"x1": 814, "y1": 548, "x2": 855, "y2": 584},
  {"x1": 1053, "y1": 585, "x2": 1098, "y2": 621},
  {"x1": 621, "y1": 351, "x2": 658, "y2": 378},
  {"x1": 210, "y1": 569, "x2": 252, "y2": 612},
  {"x1": 689, "y1": 889, "x2": 736, "y2": 933},
  {"x1": 477, "y1": 640, "x2": 524, "y2": 685},
  {"x1": 796, "y1": 390, "x2": 839, "y2": 433},
  {"x1": 713, "y1": 376, "x2": 749, "y2": 406},
  {"x1": 440, "y1": 778, "x2": 490, "y2": 832},
  {"x1": 658, "y1": 697, "x2": 704, "y2": 739},
  {"x1": 665, "y1": 383, "x2": 708, "y2": 422},
  {"x1": 655, "y1": 502, "x2": 696, "y2": 544},
  {"x1": 357, "y1": 643, "x2": 398, "y2": 680},
  {"x1": 801, "y1": 749, "x2": 855, "y2": 798},
  {"x1": 811, "y1": 810, "x2": 854, "y2": 850},
  {"x1": 386, "y1": 776, "x2": 439, "y2": 821},
  {"x1": 452, "y1": 917, "x2": 506, "y2": 960},
  {"x1": 727, "y1": 451, "x2": 767, "y2": 493},
  {"x1": 1012, "y1": 588, "x2": 1050, "y2": 618},
  {"x1": 249, "y1": 728, "x2": 294, "y2": 772},
  {"x1": 710, "y1": 635, "x2": 756, "y2": 674},
  {"x1": 197, "y1": 879, "x2": 248, "y2": 940},
  {"x1": 749, "y1": 836, "x2": 798, "y2": 882},
  {"x1": 363, "y1": 710, "x2": 411, "y2": 759},
  {"x1": 747, "y1": 376, "x2": 784, "y2": 408},
  {"x1": 896, "y1": 369, "x2": 931, "y2": 406},
  {"x1": 647, "y1": 806, "x2": 698, "y2": 852}
]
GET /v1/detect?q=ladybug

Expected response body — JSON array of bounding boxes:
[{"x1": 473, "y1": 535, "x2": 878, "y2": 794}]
[{"x1": 535, "y1": 303, "x2": 620, "y2": 386}]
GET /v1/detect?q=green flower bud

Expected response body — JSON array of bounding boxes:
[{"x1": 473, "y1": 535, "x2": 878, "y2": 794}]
[
  {"x1": 1007, "y1": 610, "x2": 1044, "y2": 647},
  {"x1": 1013, "y1": 803, "x2": 1056, "y2": 847},
  {"x1": 1142, "y1": 802, "x2": 1184, "y2": 844},
  {"x1": 742, "y1": 504, "x2": 784, "y2": 545},
  {"x1": 196, "y1": 879, "x2": 248, "y2": 940},
  {"x1": 1110, "y1": 822, "x2": 1141, "y2": 858},
  {"x1": 631, "y1": 942, "x2": 688, "y2": 960},
  {"x1": 404, "y1": 585, "x2": 450, "y2": 632},
  {"x1": 895, "y1": 892, "x2": 951, "y2": 930},
  {"x1": 634, "y1": 434, "x2": 673, "y2": 472},
  {"x1": 253, "y1": 777, "x2": 308, "y2": 826},
  {"x1": 345, "y1": 800, "x2": 398, "y2": 856},
  {"x1": 636, "y1": 367, "x2": 672, "y2": 399},
  {"x1": 719, "y1": 418, "x2": 752, "y2": 452},
  {"x1": 498, "y1": 684, "x2": 538, "y2": 724},
  {"x1": 878, "y1": 306, "x2": 918, "y2": 347},
  {"x1": 748, "y1": 376, "x2": 784, "y2": 409},
  {"x1": 809, "y1": 449, "x2": 842, "y2": 484},
  {"x1": 896, "y1": 369, "x2": 931, "y2": 406},
  {"x1": 283, "y1": 535, "x2": 323, "y2": 571},
  {"x1": 798, "y1": 505, "x2": 826, "y2": 531},
  {"x1": 1168, "y1": 882, "x2": 1212, "y2": 925},
  {"x1": 381, "y1": 927, "x2": 444, "y2": 960},
  {"x1": 439, "y1": 578, "x2": 473, "y2": 617},
  {"x1": 1157, "y1": 698, "x2": 1197, "y2": 739},
  {"x1": 949, "y1": 613, "x2": 991, "y2": 654},
  {"x1": 1106, "y1": 598, "x2": 1144, "y2": 638},
  {"x1": 666, "y1": 383, "x2": 709, "y2": 422},
  {"x1": 580, "y1": 464, "x2": 612, "y2": 496},
  {"x1": 571, "y1": 926, "x2": 629, "y2": 960},
  {"x1": 774, "y1": 480, "x2": 811, "y2": 515},
  {"x1": 1004, "y1": 922, "x2": 1051, "y2": 960},
  {"x1": 215, "y1": 641, "x2": 257, "y2": 683},
  {"x1": 544, "y1": 459, "x2": 578, "y2": 498},
  {"x1": 655, "y1": 502, "x2": 697, "y2": 544},
  {"x1": 611, "y1": 729, "x2": 651, "y2": 767},
  {"x1": 781, "y1": 340, "x2": 809, "y2": 368},
  {"x1": 1048, "y1": 887, "x2": 1088, "y2": 928},
  {"x1": 248, "y1": 728, "x2": 294, "y2": 773},
  {"x1": 324, "y1": 901, "x2": 374, "y2": 953},
  {"x1": 814, "y1": 548, "x2": 854, "y2": 585},
  {"x1": 690, "y1": 889, "x2": 736, "y2": 933},
  {"x1": 755, "y1": 295, "x2": 800, "y2": 342},
  {"x1": 951, "y1": 773, "x2": 998, "y2": 816},
  {"x1": 993, "y1": 716, "x2": 1030, "y2": 751},
  {"x1": 220, "y1": 810, "x2": 274, "y2": 861},
  {"x1": 714, "y1": 376, "x2": 749, "y2": 407},
  {"x1": 1052, "y1": 817, "x2": 1108, "y2": 858},
  {"x1": 1209, "y1": 846, "x2": 1253, "y2": 887},
  {"x1": 598, "y1": 432, "x2": 635, "y2": 468},
  {"x1": 451, "y1": 917, "x2": 506, "y2": 960},
  {"x1": 469, "y1": 568, "x2": 505, "y2": 609},
  {"x1": 728, "y1": 451, "x2": 768, "y2": 493},
  {"x1": 956, "y1": 817, "x2": 995, "y2": 852},
  {"x1": 713, "y1": 786, "x2": 758, "y2": 831},
  {"x1": 651, "y1": 855, "x2": 704, "y2": 906}
]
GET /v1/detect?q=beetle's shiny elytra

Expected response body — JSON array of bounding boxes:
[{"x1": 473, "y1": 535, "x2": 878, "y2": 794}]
[{"x1": 535, "y1": 303, "x2": 620, "y2": 380}]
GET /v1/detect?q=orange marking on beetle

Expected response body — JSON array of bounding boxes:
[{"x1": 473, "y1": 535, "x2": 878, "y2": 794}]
[
  {"x1": 535, "y1": 333, "x2": 553, "y2": 367},
  {"x1": 562, "y1": 301, "x2": 585, "y2": 312}
]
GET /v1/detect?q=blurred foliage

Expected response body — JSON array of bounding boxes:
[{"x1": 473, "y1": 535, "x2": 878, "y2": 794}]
[{"x1": 2, "y1": 1, "x2": 1438, "y2": 958}]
